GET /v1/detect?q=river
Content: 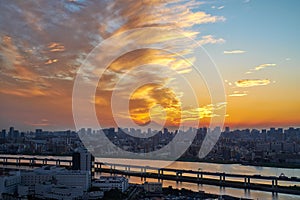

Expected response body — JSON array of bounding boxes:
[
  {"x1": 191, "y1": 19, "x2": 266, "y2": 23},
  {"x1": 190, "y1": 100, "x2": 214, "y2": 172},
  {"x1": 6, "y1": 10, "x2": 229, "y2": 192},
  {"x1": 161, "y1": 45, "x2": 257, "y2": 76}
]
[{"x1": 1, "y1": 155, "x2": 299, "y2": 200}]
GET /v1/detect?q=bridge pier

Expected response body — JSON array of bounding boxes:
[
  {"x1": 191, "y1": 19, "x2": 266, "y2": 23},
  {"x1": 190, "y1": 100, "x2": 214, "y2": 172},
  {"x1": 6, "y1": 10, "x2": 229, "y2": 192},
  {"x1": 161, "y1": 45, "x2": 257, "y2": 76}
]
[
  {"x1": 42, "y1": 159, "x2": 46, "y2": 165},
  {"x1": 141, "y1": 167, "x2": 147, "y2": 181},
  {"x1": 110, "y1": 164, "x2": 116, "y2": 175},
  {"x1": 3, "y1": 158, "x2": 7, "y2": 165},
  {"x1": 219, "y1": 174, "x2": 226, "y2": 185},
  {"x1": 244, "y1": 177, "x2": 248, "y2": 187},
  {"x1": 30, "y1": 158, "x2": 35, "y2": 167},
  {"x1": 272, "y1": 179, "x2": 278, "y2": 189},
  {"x1": 176, "y1": 171, "x2": 183, "y2": 182},
  {"x1": 95, "y1": 163, "x2": 101, "y2": 170},
  {"x1": 56, "y1": 160, "x2": 60, "y2": 166},
  {"x1": 141, "y1": 167, "x2": 147, "y2": 176},
  {"x1": 158, "y1": 169, "x2": 163, "y2": 179},
  {"x1": 16, "y1": 158, "x2": 20, "y2": 166},
  {"x1": 197, "y1": 172, "x2": 203, "y2": 182},
  {"x1": 127, "y1": 166, "x2": 131, "y2": 177}
]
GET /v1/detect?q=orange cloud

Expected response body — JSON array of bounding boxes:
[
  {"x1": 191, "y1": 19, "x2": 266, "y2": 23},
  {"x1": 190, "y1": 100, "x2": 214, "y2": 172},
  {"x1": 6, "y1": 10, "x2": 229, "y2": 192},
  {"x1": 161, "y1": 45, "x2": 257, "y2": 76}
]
[
  {"x1": 228, "y1": 91, "x2": 248, "y2": 97},
  {"x1": 48, "y1": 42, "x2": 65, "y2": 52},
  {"x1": 45, "y1": 59, "x2": 58, "y2": 64},
  {"x1": 254, "y1": 63, "x2": 276, "y2": 71},
  {"x1": 0, "y1": 88, "x2": 47, "y2": 97},
  {"x1": 235, "y1": 79, "x2": 270, "y2": 88},
  {"x1": 0, "y1": 1, "x2": 227, "y2": 129}
]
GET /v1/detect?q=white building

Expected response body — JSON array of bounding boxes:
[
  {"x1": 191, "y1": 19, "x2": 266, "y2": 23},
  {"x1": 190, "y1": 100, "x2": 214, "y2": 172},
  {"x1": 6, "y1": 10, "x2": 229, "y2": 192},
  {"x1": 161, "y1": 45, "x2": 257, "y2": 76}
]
[
  {"x1": 55, "y1": 170, "x2": 90, "y2": 191},
  {"x1": 72, "y1": 147, "x2": 94, "y2": 172},
  {"x1": 21, "y1": 166, "x2": 64, "y2": 185},
  {"x1": 21, "y1": 166, "x2": 90, "y2": 190},
  {"x1": 92, "y1": 176, "x2": 129, "y2": 192},
  {"x1": 0, "y1": 171, "x2": 21, "y2": 197}
]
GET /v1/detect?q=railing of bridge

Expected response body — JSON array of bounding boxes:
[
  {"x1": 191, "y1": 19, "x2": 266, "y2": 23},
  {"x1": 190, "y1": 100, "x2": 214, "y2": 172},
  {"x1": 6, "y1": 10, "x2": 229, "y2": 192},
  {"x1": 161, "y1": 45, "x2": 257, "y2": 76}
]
[{"x1": 0, "y1": 155, "x2": 299, "y2": 195}]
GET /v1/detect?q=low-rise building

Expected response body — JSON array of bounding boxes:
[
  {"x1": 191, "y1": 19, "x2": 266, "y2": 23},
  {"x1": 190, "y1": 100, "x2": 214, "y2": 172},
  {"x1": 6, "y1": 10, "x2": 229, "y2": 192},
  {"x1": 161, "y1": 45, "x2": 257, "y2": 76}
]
[
  {"x1": 143, "y1": 182, "x2": 162, "y2": 193},
  {"x1": 88, "y1": 191, "x2": 104, "y2": 199},
  {"x1": 0, "y1": 171, "x2": 21, "y2": 197},
  {"x1": 21, "y1": 166, "x2": 64, "y2": 186},
  {"x1": 35, "y1": 183, "x2": 84, "y2": 200},
  {"x1": 55, "y1": 170, "x2": 90, "y2": 191},
  {"x1": 92, "y1": 176, "x2": 129, "y2": 192}
]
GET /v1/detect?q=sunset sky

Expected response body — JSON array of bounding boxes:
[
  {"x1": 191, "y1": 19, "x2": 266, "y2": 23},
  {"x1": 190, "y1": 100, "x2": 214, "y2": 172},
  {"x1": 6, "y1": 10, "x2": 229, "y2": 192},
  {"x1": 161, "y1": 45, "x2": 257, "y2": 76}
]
[{"x1": 0, "y1": 0, "x2": 299, "y2": 131}]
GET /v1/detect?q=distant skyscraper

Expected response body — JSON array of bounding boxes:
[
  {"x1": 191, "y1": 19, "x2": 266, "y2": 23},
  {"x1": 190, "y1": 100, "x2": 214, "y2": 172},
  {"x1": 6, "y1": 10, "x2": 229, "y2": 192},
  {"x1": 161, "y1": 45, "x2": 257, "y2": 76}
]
[
  {"x1": 1, "y1": 129, "x2": 6, "y2": 139},
  {"x1": 225, "y1": 127, "x2": 230, "y2": 133},
  {"x1": 35, "y1": 129, "x2": 43, "y2": 137},
  {"x1": 87, "y1": 128, "x2": 92, "y2": 135},
  {"x1": 9, "y1": 127, "x2": 14, "y2": 139},
  {"x1": 13, "y1": 130, "x2": 19, "y2": 139}
]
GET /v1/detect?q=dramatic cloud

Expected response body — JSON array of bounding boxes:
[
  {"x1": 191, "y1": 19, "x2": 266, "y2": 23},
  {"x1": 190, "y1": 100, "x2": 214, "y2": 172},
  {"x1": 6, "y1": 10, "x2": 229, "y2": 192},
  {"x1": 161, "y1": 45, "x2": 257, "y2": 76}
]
[
  {"x1": 0, "y1": 0, "x2": 226, "y2": 128},
  {"x1": 223, "y1": 50, "x2": 246, "y2": 54},
  {"x1": 235, "y1": 79, "x2": 270, "y2": 88}
]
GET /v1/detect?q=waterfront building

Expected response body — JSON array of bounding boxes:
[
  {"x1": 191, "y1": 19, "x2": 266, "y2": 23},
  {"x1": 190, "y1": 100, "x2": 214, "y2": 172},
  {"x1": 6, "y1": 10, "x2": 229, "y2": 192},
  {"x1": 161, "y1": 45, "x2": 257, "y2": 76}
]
[
  {"x1": 55, "y1": 170, "x2": 90, "y2": 191},
  {"x1": 143, "y1": 182, "x2": 162, "y2": 193},
  {"x1": 92, "y1": 176, "x2": 129, "y2": 192},
  {"x1": 20, "y1": 166, "x2": 90, "y2": 192},
  {"x1": 72, "y1": 147, "x2": 94, "y2": 173}
]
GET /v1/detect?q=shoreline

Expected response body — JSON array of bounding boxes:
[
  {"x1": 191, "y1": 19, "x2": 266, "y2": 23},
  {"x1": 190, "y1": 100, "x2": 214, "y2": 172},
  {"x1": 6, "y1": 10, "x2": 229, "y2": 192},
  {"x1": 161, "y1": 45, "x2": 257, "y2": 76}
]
[{"x1": 177, "y1": 157, "x2": 300, "y2": 169}]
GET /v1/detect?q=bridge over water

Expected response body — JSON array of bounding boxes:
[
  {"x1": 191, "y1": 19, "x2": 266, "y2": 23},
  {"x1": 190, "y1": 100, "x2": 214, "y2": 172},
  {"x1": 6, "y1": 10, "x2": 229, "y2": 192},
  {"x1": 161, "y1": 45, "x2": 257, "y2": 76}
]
[{"x1": 0, "y1": 155, "x2": 299, "y2": 195}]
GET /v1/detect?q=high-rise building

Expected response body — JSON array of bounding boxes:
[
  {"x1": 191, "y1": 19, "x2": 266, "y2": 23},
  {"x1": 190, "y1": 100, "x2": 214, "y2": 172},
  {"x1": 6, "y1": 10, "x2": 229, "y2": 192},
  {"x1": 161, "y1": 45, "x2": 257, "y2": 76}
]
[
  {"x1": 0, "y1": 129, "x2": 6, "y2": 139},
  {"x1": 9, "y1": 127, "x2": 14, "y2": 139},
  {"x1": 35, "y1": 129, "x2": 43, "y2": 138},
  {"x1": 225, "y1": 126, "x2": 230, "y2": 133},
  {"x1": 72, "y1": 148, "x2": 94, "y2": 177}
]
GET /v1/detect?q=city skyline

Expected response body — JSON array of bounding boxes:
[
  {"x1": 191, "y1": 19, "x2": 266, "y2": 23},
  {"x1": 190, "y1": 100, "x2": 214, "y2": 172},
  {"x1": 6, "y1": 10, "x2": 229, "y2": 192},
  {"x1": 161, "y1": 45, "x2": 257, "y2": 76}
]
[{"x1": 0, "y1": 0, "x2": 300, "y2": 131}]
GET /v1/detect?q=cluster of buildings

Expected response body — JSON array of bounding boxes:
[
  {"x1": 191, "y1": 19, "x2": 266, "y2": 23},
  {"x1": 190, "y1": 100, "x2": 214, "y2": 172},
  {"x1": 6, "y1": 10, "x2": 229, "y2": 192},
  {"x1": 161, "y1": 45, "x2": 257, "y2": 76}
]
[
  {"x1": 1, "y1": 126, "x2": 299, "y2": 166},
  {"x1": 79, "y1": 126, "x2": 300, "y2": 166},
  {"x1": 0, "y1": 148, "x2": 129, "y2": 200},
  {"x1": 199, "y1": 127, "x2": 300, "y2": 165},
  {"x1": 0, "y1": 127, "x2": 81, "y2": 155}
]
